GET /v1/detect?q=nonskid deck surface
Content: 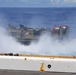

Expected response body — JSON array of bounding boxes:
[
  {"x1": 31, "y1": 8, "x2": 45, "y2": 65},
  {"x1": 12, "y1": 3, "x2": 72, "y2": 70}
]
[{"x1": 0, "y1": 70, "x2": 76, "y2": 75}]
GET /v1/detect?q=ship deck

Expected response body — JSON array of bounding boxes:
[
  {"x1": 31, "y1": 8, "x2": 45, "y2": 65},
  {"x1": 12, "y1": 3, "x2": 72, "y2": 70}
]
[
  {"x1": 0, "y1": 53, "x2": 76, "y2": 75},
  {"x1": 0, "y1": 70, "x2": 76, "y2": 75}
]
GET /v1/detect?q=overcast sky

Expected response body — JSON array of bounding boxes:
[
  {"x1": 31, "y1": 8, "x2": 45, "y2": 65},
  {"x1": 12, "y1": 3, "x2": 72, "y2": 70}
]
[{"x1": 0, "y1": 0, "x2": 76, "y2": 7}]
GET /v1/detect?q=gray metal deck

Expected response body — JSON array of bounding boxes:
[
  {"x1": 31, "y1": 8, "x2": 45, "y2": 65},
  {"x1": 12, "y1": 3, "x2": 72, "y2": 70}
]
[{"x1": 0, "y1": 70, "x2": 76, "y2": 75}]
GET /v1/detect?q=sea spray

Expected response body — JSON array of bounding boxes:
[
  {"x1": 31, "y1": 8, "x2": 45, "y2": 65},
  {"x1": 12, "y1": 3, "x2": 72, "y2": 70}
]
[
  {"x1": 0, "y1": 27, "x2": 28, "y2": 53},
  {"x1": 0, "y1": 26, "x2": 76, "y2": 55}
]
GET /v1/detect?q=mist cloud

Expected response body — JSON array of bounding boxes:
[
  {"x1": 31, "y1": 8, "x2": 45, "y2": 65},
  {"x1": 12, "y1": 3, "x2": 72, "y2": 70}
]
[{"x1": 0, "y1": 26, "x2": 76, "y2": 56}]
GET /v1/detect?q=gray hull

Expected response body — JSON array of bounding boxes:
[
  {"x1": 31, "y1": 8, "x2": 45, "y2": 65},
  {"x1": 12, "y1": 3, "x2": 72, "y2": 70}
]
[{"x1": 0, "y1": 70, "x2": 76, "y2": 75}]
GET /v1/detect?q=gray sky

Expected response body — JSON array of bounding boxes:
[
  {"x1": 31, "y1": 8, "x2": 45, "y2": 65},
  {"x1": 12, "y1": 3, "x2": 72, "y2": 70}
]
[{"x1": 0, "y1": 0, "x2": 76, "y2": 7}]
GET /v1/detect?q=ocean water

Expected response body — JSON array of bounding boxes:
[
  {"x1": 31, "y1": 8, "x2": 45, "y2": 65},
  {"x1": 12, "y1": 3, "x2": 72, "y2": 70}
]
[{"x1": 0, "y1": 7, "x2": 76, "y2": 38}]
